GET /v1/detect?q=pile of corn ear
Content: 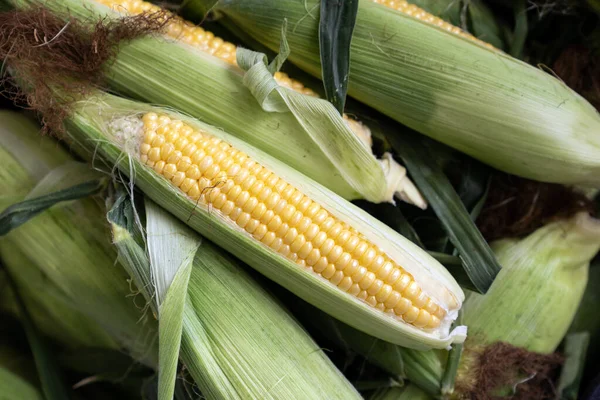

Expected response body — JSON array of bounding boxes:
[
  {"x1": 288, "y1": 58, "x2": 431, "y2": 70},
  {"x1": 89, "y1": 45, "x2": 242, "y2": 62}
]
[{"x1": 0, "y1": 0, "x2": 599, "y2": 399}]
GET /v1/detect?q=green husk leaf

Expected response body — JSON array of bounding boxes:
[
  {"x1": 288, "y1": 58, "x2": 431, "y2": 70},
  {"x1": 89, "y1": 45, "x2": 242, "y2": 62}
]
[
  {"x1": 388, "y1": 132, "x2": 501, "y2": 294},
  {"x1": 278, "y1": 297, "x2": 445, "y2": 396},
  {"x1": 510, "y1": 0, "x2": 528, "y2": 58},
  {"x1": 319, "y1": 0, "x2": 358, "y2": 113},
  {"x1": 146, "y1": 200, "x2": 196, "y2": 400},
  {"x1": 0, "y1": 366, "x2": 42, "y2": 400},
  {"x1": 0, "y1": 246, "x2": 119, "y2": 350},
  {"x1": 440, "y1": 343, "x2": 463, "y2": 397},
  {"x1": 569, "y1": 262, "x2": 600, "y2": 382},
  {"x1": 466, "y1": 0, "x2": 505, "y2": 50},
  {"x1": 368, "y1": 385, "x2": 433, "y2": 400},
  {"x1": 108, "y1": 189, "x2": 362, "y2": 400},
  {"x1": 0, "y1": 178, "x2": 105, "y2": 236},
  {"x1": 3, "y1": 270, "x2": 70, "y2": 400},
  {"x1": 237, "y1": 34, "x2": 390, "y2": 203},
  {"x1": 158, "y1": 264, "x2": 191, "y2": 400},
  {"x1": 0, "y1": 111, "x2": 158, "y2": 366},
  {"x1": 556, "y1": 332, "x2": 590, "y2": 400}
]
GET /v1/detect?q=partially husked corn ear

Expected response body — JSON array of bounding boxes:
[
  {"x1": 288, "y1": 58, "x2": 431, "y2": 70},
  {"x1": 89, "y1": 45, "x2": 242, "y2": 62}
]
[
  {"x1": 64, "y1": 92, "x2": 465, "y2": 349},
  {"x1": 4, "y1": 0, "x2": 415, "y2": 205},
  {"x1": 94, "y1": 0, "x2": 319, "y2": 97},
  {"x1": 462, "y1": 213, "x2": 600, "y2": 354},
  {"x1": 139, "y1": 112, "x2": 443, "y2": 328},
  {"x1": 197, "y1": 0, "x2": 600, "y2": 187},
  {"x1": 94, "y1": 0, "x2": 378, "y2": 159}
]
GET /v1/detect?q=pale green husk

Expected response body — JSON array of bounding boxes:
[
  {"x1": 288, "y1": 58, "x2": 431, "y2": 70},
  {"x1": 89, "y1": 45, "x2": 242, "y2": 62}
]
[
  {"x1": 0, "y1": 249, "x2": 118, "y2": 350},
  {"x1": 0, "y1": 346, "x2": 42, "y2": 400},
  {"x1": 6, "y1": 0, "x2": 423, "y2": 204},
  {"x1": 462, "y1": 213, "x2": 600, "y2": 353},
  {"x1": 110, "y1": 196, "x2": 362, "y2": 400},
  {"x1": 0, "y1": 111, "x2": 158, "y2": 366},
  {"x1": 289, "y1": 302, "x2": 444, "y2": 395},
  {"x1": 64, "y1": 91, "x2": 466, "y2": 349},
  {"x1": 368, "y1": 385, "x2": 433, "y2": 400},
  {"x1": 200, "y1": 0, "x2": 600, "y2": 187}
]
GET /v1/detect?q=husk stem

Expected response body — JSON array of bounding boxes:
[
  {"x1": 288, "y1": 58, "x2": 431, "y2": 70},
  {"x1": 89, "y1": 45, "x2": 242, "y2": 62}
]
[
  {"x1": 196, "y1": 0, "x2": 600, "y2": 187},
  {"x1": 5, "y1": 0, "x2": 421, "y2": 205},
  {"x1": 0, "y1": 111, "x2": 158, "y2": 366},
  {"x1": 61, "y1": 90, "x2": 465, "y2": 349},
  {"x1": 109, "y1": 193, "x2": 362, "y2": 400}
]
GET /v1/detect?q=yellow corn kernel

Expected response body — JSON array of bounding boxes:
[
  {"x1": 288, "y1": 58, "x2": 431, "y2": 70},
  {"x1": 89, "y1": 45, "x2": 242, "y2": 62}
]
[
  {"x1": 138, "y1": 113, "x2": 446, "y2": 329},
  {"x1": 372, "y1": 0, "x2": 495, "y2": 49}
]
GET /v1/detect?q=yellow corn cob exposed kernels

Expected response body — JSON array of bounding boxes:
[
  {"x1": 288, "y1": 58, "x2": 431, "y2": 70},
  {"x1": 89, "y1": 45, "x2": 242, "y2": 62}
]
[
  {"x1": 139, "y1": 112, "x2": 444, "y2": 329},
  {"x1": 372, "y1": 0, "x2": 495, "y2": 49}
]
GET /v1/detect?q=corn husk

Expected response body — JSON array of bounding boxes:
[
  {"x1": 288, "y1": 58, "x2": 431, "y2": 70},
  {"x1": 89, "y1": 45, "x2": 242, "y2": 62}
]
[
  {"x1": 284, "y1": 213, "x2": 600, "y2": 396},
  {"x1": 1, "y1": 110, "x2": 361, "y2": 399},
  {"x1": 463, "y1": 213, "x2": 600, "y2": 354},
  {"x1": 283, "y1": 299, "x2": 444, "y2": 396},
  {"x1": 368, "y1": 385, "x2": 432, "y2": 400},
  {"x1": 0, "y1": 252, "x2": 118, "y2": 350},
  {"x1": 60, "y1": 90, "x2": 465, "y2": 349},
  {"x1": 0, "y1": 111, "x2": 158, "y2": 365},
  {"x1": 109, "y1": 192, "x2": 362, "y2": 400},
  {"x1": 197, "y1": 0, "x2": 600, "y2": 187},
  {"x1": 6, "y1": 0, "x2": 424, "y2": 205},
  {"x1": 0, "y1": 346, "x2": 42, "y2": 400}
]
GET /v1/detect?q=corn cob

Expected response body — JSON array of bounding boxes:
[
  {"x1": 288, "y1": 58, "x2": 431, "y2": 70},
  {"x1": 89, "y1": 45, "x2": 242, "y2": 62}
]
[
  {"x1": 59, "y1": 90, "x2": 465, "y2": 349},
  {"x1": 138, "y1": 111, "x2": 445, "y2": 325},
  {"x1": 0, "y1": 111, "x2": 362, "y2": 399},
  {"x1": 6, "y1": 0, "x2": 423, "y2": 206},
  {"x1": 462, "y1": 212, "x2": 600, "y2": 354},
  {"x1": 193, "y1": 0, "x2": 600, "y2": 186}
]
